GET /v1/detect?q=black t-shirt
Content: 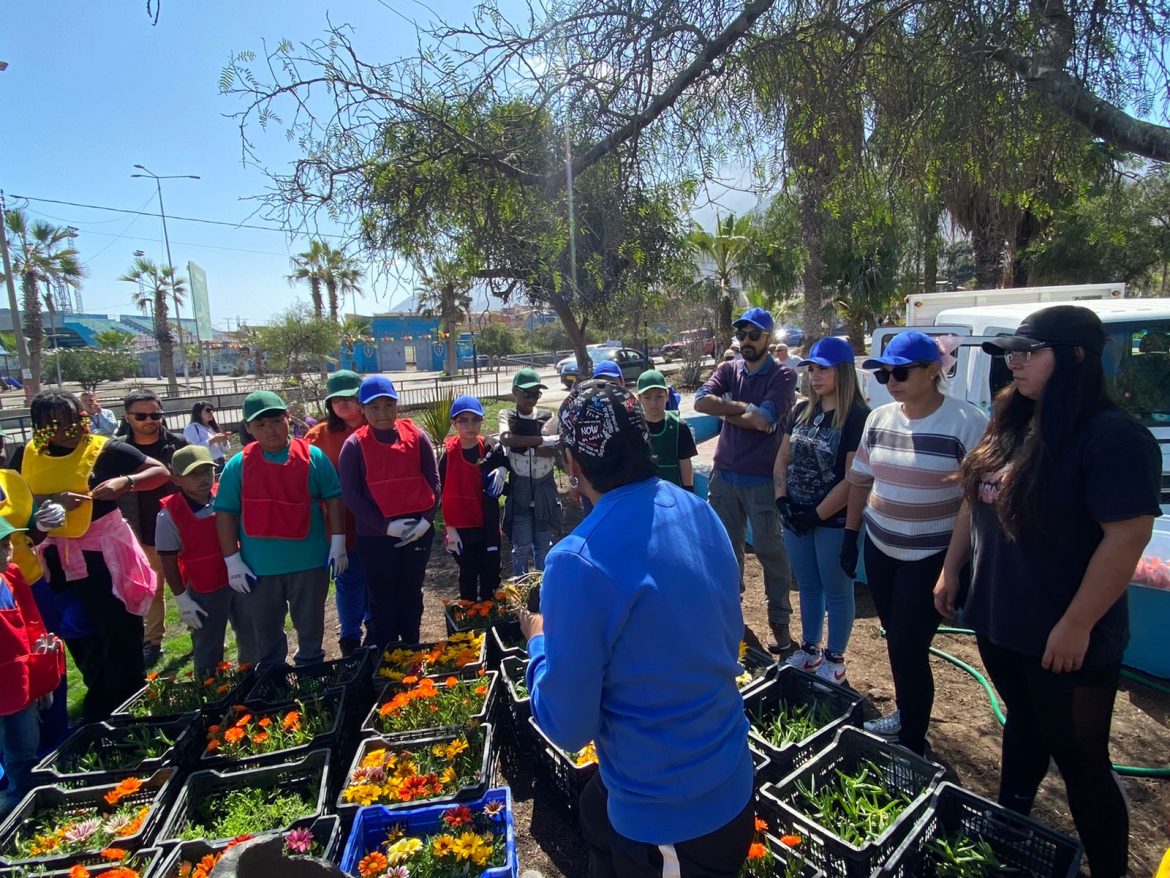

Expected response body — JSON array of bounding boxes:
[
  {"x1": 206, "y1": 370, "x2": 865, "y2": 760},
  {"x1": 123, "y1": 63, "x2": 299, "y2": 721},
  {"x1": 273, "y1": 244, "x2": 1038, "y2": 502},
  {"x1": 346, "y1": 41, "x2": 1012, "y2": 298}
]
[
  {"x1": 11, "y1": 439, "x2": 148, "y2": 523},
  {"x1": 783, "y1": 400, "x2": 869, "y2": 526},
  {"x1": 964, "y1": 407, "x2": 1162, "y2": 665},
  {"x1": 117, "y1": 432, "x2": 187, "y2": 545},
  {"x1": 646, "y1": 417, "x2": 698, "y2": 461}
]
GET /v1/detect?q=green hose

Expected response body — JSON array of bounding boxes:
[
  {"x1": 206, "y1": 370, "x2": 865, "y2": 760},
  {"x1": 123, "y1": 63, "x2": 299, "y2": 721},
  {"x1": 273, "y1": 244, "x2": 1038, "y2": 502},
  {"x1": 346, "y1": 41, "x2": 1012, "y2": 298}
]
[{"x1": 881, "y1": 626, "x2": 1170, "y2": 778}]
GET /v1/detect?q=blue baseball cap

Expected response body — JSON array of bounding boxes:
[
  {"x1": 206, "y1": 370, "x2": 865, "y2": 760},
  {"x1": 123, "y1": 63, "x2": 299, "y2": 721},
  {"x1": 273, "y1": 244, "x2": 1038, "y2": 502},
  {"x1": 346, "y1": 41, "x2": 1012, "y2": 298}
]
[
  {"x1": 733, "y1": 307, "x2": 774, "y2": 333},
  {"x1": 449, "y1": 395, "x2": 484, "y2": 419},
  {"x1": 799, "y1": 336, "x2": 855, "y2": 368},
  {"x1": 592, "y1": 360, "x2": 623, "y2": 380},
  {"x1": 358, "y1": 375, "x2": 399, "y2": 404},
  {"x1": 862, "y1": 331, "x2": 942, "y2": 369}
]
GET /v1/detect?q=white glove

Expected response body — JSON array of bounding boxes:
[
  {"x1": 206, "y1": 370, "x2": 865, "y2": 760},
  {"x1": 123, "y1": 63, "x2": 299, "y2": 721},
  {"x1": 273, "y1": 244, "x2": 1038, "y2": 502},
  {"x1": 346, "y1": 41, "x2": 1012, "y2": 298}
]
[
  {"x1": 386, "y1": 518, "x2": 414, "y2": 538},
  {"x1": 34, "y1": 502, "x2": 66, "y2": 532},
  {"x1": 445, "y1": 527, "x2": 462, "y2": 555},
  {"x1": 38, "y1": 692, "x2": 54, "y2": 711},
  {"x1": 540, "y1": 435, "x2": 559, "y2": 448},
  {"x1": 174, "y1": 590, "x2": 208, "y2": 630},
  {"x1": 224, "y1": 553, "x2": 255, "y2": 594},
  {"x1": 395, "y1": 518, "x2": 431, "y2": 548},
  {"x1": 485, "y1": 467, "x2": 506, "y2": 498},
  {"x1": 328, "y1": 533, "x2": 349, "y2": 577}
]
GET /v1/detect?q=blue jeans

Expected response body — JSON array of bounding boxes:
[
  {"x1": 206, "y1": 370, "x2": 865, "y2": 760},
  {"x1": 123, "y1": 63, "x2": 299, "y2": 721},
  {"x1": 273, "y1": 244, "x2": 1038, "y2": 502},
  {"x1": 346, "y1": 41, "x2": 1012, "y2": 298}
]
[
  {"x1": 510, "y1": 511, "x2": 552, "y2": 576},
  {"x1": 783, "y1": 525, "x2": 856, "y2": 656},
  {"x1": 0, "y1": 704, "x2": 40, "y2": 818},
  {"x1": 333, "y1": 549, "x2": 369, "y2": 643}
]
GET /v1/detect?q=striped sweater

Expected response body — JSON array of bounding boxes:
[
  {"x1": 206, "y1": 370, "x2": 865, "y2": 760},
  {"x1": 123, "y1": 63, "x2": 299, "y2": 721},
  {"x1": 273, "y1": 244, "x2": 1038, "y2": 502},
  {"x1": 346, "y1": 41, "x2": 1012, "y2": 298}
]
[{"x1": 847, "y1": 397, "x2": 989, "y2": 561}]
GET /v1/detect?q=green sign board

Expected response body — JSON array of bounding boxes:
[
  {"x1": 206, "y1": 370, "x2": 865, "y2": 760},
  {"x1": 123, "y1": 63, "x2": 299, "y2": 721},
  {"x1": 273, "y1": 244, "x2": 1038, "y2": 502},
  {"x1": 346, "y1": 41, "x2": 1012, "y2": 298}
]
[{"x1": 187, "y1": 261, "x2": 213, "y2": 341}]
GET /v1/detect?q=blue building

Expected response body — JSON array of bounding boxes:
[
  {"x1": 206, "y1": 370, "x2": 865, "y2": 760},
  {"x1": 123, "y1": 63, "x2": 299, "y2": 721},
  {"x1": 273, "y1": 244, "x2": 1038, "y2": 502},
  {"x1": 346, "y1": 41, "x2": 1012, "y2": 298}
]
[{"x1": 337, "y1": 313, "x2": 445, "y2": 373}]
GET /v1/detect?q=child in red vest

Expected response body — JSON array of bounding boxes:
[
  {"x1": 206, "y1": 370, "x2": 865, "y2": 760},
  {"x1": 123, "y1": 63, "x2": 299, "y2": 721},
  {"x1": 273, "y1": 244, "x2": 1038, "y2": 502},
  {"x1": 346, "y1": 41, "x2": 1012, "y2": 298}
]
[
  {"x1": 0, "y1": 518, "x2": 64, "y2": 817},
  {"x1": 440, "y1": 396, "x2": 509, "y2": 602},
  {"x1": 155, "y1": 445, "x2": 257, "y2": 676}
]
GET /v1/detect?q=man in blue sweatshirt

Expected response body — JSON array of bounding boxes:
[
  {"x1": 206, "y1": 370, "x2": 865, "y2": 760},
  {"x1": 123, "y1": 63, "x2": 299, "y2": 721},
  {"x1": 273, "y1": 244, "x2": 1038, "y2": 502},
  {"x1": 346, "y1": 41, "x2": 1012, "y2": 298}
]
[{"x1": 521, "y1": 380, "x2": 753, "y2": 878}]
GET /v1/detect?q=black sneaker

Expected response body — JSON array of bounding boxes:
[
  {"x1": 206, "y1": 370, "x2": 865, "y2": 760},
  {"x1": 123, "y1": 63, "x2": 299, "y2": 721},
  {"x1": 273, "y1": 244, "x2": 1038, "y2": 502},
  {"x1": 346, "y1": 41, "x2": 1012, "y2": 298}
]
[
  {"x1": 767, "y1": 625, "x2": 793, "y2": 655},
  {"x1": 142, "y1": 643, "x2": 162, "y2": 669},
  {"x1": 338, "y1": 636, "x2": 362, "y2": 658}
]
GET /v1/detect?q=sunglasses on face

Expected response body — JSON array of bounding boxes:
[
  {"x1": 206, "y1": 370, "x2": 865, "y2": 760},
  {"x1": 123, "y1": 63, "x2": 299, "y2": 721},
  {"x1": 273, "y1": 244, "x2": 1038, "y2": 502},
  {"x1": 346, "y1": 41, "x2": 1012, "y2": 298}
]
[
  {"x1": 130, "y1": 412, "x2": 164, "y2": 421},
  {"x1": 1001, "y1": 347, "x2": 1050, "y2": 366},
  {"x1": 517, "y1": 389, "x2": 541, "y2": 400},
  {"x1": 734, "y1": 329, "x2": 764, "y2": 342},
  {"x1": 873, "y1": 364, "x2": 928, "y2": 385}
]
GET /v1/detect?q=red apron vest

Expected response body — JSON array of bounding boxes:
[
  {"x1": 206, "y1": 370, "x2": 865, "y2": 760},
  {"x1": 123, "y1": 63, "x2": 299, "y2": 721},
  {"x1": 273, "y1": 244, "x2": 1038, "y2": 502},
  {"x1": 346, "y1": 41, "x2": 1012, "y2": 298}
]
[
  {"x1": 357, "y1": 420, "x2": 436, "y2": 518},
  {"x1": 241, "y1": 439, "x2": 312, "y2": 539},
  {"x1": 442, "y1": 436, "x2": 486, "y2": 528},
  {"x1": 161, "y1": 492, "x2": 229, "y2": 593},
  {"x1": 0, "y1": 564, "x2": 64, "y2": 717}
]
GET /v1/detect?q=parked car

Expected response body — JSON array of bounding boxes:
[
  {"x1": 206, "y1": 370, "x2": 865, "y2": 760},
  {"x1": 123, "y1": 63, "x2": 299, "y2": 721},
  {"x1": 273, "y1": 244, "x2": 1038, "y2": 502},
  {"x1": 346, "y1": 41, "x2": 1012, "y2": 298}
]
[
  {"x1": 776, "y1": 326, "x2": 804, "y2": 348},
  {"x1": 558, "y1": 346, "x2": 651, "y2": 388},
  {"x1": 661, "y1": 333, "x2": 716, "y2": 362}
]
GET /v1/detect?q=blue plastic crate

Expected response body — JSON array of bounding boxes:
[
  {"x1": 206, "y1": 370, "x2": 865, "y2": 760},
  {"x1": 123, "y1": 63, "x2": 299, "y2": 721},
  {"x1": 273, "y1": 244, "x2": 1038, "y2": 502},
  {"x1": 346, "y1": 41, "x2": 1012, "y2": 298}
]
[{"x1": 339, "y1": 787, "x2": 517, "y2": 878}]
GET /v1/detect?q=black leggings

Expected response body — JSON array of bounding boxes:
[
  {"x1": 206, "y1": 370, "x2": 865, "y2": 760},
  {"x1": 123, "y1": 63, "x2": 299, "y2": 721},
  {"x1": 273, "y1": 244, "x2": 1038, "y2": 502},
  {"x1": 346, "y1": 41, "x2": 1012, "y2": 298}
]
[
  {"x1": 863, "y1": 539, "x2": 944, "y2": 755},
  {"x1": 977, "y1": 636, "x2": 1127, "y2": 877}
]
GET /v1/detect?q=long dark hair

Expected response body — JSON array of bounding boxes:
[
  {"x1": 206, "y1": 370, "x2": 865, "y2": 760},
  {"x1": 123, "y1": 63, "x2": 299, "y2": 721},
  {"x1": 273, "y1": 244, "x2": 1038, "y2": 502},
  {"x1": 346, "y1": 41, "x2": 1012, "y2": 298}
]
[
  {"x1": 30, "y1": 390, "x2": 84, "y2": 429},
  {"x1": 326, "y1": 397, "x2": 362, "y2": 432},
  {"x1": 190, "y1": 401, "x2": 220, "y2": 432},
  {"x1": 959, "y1": 345, "x2": 1114, "y2": 538}
]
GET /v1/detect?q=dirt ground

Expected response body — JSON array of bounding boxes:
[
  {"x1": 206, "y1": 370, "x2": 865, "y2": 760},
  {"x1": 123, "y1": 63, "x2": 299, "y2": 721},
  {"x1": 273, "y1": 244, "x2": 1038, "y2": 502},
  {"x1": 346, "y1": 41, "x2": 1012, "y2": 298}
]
[{"x1": 319, "y1": 479, "x2": 1170, "y2": 877}]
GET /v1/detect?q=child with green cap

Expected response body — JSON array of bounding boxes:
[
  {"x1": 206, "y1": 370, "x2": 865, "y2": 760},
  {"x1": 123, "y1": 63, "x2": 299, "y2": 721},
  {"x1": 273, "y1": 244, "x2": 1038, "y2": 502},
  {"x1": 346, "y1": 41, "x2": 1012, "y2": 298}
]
[
  {"x1": 499, "y1": 368, "x2": 561, "y2": 574},
  {"x1": 636, "y1": 370, "x2": 697, "y2": 490}
]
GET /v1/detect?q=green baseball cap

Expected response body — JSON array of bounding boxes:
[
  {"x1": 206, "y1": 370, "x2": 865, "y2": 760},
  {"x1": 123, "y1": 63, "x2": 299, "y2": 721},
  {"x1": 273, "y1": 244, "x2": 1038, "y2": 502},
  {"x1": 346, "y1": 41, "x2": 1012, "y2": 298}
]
[
  {"x1": 325, "y1": 370, "x2": 362, "y2": 400},
  {"x1": 512, "y1": 367, "x2": 547, "y2": 390},
  {"x1": 0, "y1": 519, "x2": 27, "y2": 540},
  {"x1": 636, "y1": 370, "x2": 669, "y2": 393},
  {"x1": 242, "y1": 390, "x2": 288, "y2": 423},
  {"x1": 171, "y1": 444, "x2": 216, "y2": 476}
]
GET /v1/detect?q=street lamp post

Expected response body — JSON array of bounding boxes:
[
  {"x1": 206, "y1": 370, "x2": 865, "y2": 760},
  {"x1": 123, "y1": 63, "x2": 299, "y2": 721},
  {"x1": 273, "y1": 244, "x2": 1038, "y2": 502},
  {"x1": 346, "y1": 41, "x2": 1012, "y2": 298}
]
[{"x1": 131, "y1": 165, "x2": 199, "y2": 390}]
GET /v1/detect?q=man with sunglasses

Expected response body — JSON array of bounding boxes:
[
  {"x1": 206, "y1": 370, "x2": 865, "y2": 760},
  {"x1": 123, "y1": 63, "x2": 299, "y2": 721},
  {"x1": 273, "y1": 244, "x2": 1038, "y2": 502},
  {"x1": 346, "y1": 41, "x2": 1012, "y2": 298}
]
[
  {"x1": 116, "y1": 389, "x2": 188, "y2": 669},
  {"x1": 499, "y1": 368, "x2": 561, "y2": 575},
  {"x1": 696, "y1": 307, "x2": 798, "y2": 653}
]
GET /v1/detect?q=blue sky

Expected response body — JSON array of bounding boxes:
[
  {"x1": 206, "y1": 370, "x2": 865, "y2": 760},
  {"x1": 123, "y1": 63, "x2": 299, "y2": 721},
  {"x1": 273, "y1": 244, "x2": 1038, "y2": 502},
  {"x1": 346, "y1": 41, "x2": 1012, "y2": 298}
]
[{"x1": 2, "y1": 2, "x2": 754, "y2": 330}]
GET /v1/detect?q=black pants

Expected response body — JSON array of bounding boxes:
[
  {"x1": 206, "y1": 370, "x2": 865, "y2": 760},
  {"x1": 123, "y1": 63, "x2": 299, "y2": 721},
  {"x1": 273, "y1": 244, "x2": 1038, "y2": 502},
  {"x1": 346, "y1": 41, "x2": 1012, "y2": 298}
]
[
  {"x1": 977, "y1": 636, "x2": 1127, "y2": 877},
  {"x1": 863, "y1": 539, "x2": 944, "y2": 755},
  {"x1": 579, "y1": 775, "x2": 754, "y2": 878},
  {"x1": 456, "y1": 536, "x2": 502, "y2": 603},
  {"x1": 44, "y1": 546, "x2": 145, "y2": 722},
  {"x1": 358, "y1": 532, "x2": 434, "y2": 648}
]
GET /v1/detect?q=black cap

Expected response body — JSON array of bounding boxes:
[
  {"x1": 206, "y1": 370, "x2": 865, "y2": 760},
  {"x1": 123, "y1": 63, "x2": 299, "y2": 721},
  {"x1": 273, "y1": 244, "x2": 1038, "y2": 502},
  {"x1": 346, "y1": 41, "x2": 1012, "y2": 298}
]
[{"x1": 981, "y1": 305, "x2": 1106, "y2": 356}]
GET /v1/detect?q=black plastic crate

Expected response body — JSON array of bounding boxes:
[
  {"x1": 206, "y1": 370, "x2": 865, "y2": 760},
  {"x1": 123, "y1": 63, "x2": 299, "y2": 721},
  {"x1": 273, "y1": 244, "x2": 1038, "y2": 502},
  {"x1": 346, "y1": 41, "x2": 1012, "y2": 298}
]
[
  {"x1": 196, "y1": 689, "x2": 347, "y2": 770},
  {"x1": 32, "y1": 713, "x2": 202, "y2": 788},
  {"x1": 881, "y1": 782, "x2": 1083, "y2": 878},
  {"x1": 739, "y1": 644, "x2": 777, "y2": 698},
  {"x1": 527, "y1": 716, "x2": 598, "y2": 816},
  {"x1": 761, "y1": 834, "x2": 825, "y2": 878},
  {"x1": 361, "y1": 669, "x2": 498, "y2": 741},
  {"x1": 111, "y1": 665, "x2": 255, "y2": 723},
  {"x1": 336, "y1": 724, "x2": 495, "y2": 816},
  {"x1": 150, "y1": 814, "x2": 342, "y2": 877},
  {"x1": 0, "y1": 768, "x2": 177, "y2": 869},
  {"x1": 499, "y1": 656, "x2": 532, "y2": 744},
  {"x1": 0, "y1": 846, "x2": 162, "y2": 878},
  {"x1": 745, "y1": 667, "x2": 864, "y2": 783},
  {"x1": 244, "y1": 649, "x2": 376, "y2": 709},
  {"x1": 488, "y1": 620, "x2": 526, "y2": 665},
  {"x1": 372, "y1": 634, "x2": 487, "y2": 684},
  {"x1": 155, "y1": 748, "x2": 331, "y2": 845},
  {"x1": 758, "y1": 727, "x2": 945, "y2": 878}
]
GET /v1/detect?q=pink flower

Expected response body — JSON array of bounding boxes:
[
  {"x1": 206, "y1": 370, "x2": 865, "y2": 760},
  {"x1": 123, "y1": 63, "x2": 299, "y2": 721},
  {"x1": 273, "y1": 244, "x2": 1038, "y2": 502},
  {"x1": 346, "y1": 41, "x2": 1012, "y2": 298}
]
[
  {"x1": 386, "y1": 867, "x2": 409, "y2": 878},
  {"x1": 483, "y1": 799, "x2": 505, "y2": 820},
  {"x1": 284, "y1": 827, "x2": 314, "y2": 854},
  {"x1": 63, "y1": 818, "x2": 101, "y2": 844}
]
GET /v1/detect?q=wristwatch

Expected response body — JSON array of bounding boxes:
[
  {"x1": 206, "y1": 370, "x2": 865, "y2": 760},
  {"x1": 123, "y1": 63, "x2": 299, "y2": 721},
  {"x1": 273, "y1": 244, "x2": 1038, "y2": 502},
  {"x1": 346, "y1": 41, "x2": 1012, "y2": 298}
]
[{"x1": 125, "y1": 474, "x2": 136, "y2": 492}]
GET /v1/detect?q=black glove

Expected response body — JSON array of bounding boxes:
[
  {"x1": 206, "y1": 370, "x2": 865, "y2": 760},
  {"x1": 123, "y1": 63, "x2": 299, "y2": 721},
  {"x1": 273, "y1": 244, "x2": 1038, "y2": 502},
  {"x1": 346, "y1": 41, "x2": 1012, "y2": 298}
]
[
  {"x1": 790, "y1": 504, "x2": 821, "y2": 533},
  {"x1": 774, "y1": 497, "x2": 798, "y2": 533},
  {"x1": 839, "y1": 528, "x2": 860, "y2": 578}
]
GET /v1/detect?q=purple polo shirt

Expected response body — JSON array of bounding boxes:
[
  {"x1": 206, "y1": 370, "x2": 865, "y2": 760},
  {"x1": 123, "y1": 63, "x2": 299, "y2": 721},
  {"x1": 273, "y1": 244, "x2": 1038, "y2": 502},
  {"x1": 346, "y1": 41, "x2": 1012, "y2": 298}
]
[{"x1": 696, "y1": 357, "x2": 797, "y2": 480}]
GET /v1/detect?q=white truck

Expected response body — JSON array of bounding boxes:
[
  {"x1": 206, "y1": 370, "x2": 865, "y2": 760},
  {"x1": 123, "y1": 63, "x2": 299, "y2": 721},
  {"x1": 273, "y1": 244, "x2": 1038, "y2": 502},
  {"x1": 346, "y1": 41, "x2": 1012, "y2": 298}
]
[{"x1": 857, "y1": 284, "x2": 1170, "y2": 501}]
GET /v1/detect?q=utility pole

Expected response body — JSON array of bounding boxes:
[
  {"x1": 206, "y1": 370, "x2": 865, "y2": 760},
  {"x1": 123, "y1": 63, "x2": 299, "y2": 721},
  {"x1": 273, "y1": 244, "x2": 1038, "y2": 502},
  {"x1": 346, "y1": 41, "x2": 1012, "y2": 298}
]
[{"x1": 0, "y1": 190, "x2": 32, "y2": 399}]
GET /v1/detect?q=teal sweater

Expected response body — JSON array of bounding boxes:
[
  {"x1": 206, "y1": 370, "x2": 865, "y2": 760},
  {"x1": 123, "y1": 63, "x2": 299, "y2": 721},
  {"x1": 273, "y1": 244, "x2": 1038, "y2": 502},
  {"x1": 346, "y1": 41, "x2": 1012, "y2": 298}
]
[{"x1": 527, "y1": 477, "x2": 752, "y2": 844}]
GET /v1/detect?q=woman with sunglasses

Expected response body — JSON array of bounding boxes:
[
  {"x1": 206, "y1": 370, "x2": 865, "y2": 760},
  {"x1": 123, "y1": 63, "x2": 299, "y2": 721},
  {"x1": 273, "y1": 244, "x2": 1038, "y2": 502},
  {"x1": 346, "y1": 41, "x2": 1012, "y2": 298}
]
[
  {"x1": 183, "y1": 401, "x2": 231, "y2": 472},
  {"x1": 842, "y1": 330, "x2": 988, "y2": 755},
  {"x1": 774, "y1": 337, "x2": 869, "y2": 684},
  {"x1": 939, "y1": 307, "x2": 1158, "y2": 877}
]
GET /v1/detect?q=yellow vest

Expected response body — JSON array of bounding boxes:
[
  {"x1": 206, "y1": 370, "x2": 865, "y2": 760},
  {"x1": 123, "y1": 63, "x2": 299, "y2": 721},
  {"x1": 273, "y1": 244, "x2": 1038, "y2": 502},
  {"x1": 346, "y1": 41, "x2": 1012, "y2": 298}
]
[
  {"x1": 21, "y1": 435, "x2": 109, "y2": 538},
  {"x1": 0, "y1": 469, "x2": 43, "y2": 583}
]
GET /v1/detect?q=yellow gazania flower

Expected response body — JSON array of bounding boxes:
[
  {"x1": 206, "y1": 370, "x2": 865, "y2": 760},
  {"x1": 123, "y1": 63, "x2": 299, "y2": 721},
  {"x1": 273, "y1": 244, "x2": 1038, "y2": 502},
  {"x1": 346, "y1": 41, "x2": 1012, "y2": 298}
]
[
  {"x1": 440, "y1": 765, "x2": 457, "y2": 785},
  {"x1": 444, "y1": 738, "x2": 469, "y2": 760},
  {"x1": 431, "y1": 834, "x2": 456, "y2": 858},
  {"x1": 385, "y1": 837, "x2": 423, "y2": 865},
  {"x1": 739, "y1": 640, "x2": 748, "y2": 660},
  {"x1": 342, "y1": 783, "x2": 383, "y2": 806}
]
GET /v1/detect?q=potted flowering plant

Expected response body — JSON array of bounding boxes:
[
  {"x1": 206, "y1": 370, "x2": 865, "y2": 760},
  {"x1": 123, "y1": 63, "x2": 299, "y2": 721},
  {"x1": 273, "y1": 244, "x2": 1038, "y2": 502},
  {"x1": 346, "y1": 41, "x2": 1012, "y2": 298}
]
[
  {"x1": 339, "y1": 726, "x2": 492, "y2": 813},
  {"x1": 201, "y1": 693, "x2": 343, "y2": 767},
  {"x1": 153, "y1": 815, "x2": 341, "y2": 878},
  {"x1": 338, "y1": 788, "x2": 516, "y2": 878},
  {"x1": 443, "y1": 572, "x2": 541, "y2": 637},
  {"x1": 116, "y1": 662, "x2": 252, "y2": 720},
  {"x1": 33, "y1": 714, "x2": 200, "y2": 788},
  {"x1": 739, "y1": 815, "x2": 821, "y2": 878},
  {"x1": 0, "y1": 847, "x2": 162, "y2": 878},
  {"x1": 363, "y1": 671, "x2": 497, "y2": 739},
  {"x1": 374, "y1": 633, "x2": 485, "y2": 683}
]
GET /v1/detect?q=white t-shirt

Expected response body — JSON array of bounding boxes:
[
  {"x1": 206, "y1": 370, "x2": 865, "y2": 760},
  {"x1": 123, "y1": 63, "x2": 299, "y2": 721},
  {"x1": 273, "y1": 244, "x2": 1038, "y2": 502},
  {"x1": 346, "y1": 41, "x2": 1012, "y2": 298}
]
[{"x1": 183, "y1": 422, "x2": 226, "y2": 461}]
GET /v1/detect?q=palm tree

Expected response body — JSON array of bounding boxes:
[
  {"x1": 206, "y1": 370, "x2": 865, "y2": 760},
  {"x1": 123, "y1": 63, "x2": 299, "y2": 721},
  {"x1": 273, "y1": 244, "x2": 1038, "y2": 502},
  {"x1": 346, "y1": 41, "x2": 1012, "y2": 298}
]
[
  {"x1": 416, "y1": 259, "x2": 472, "y2": 377},
  {"x1": 288, "y1": 240, "x2": 329, "y2": 318},
  {"x1": 94, "y1": 329, "x2": 133, "y2": 350},
  {"x1": 119, "y1": 256, "x2": 186, "y2": 395},
  {"x1": 689, "y1": 214, "x2": 759, "y2": 355},
  {"x1": 2, "y1": 210, "x2": 85, "y2": 395},
  {"x1": 323, "y1": 245, "x2": 363, "y2": 322}
]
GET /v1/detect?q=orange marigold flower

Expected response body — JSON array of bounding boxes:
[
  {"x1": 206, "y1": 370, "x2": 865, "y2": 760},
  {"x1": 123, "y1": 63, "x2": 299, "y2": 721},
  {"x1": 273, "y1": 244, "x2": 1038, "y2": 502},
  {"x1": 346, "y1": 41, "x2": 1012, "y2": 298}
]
[
  {"x1": 104, "y1": 870, "x2": 140, "y2": 878},
  {"x1": 100, "y1": 848, "x2": 129, "y2": 861},
  {"x1": 217, "y1": 683, "x2": 231, "y2": 695},
  {"x1": 103, "y1": 776, "x2": 143, "y2": 805},
  {"x1": 358, "y1": 851, "x2": 389, "y2": 877},
  {"x1": 283, "y1": 710, "x2": 301, "y2": 730},
  {"x1": 145, "y1": 672, "x2": 159, "y2": 681},
  {"x1": 207, "y1": 725, "x2": 221, "y2": 734},
  {"x1": 780, "y1": 835, "x2": 802, "y2": 847},
  {"x1": 445, "y1": 676, "x2": 459, "y2": 688},
  {"x1": 258, "y1": 717, "x2": 272, "y2": 728},
  {"x1": 206, "y1": 739, "x2": 220, "y2": 751},
  {"x1": 217, "y1": 661, "x2": 231, "y2": 671},
  {"x1": 224, "y1": 727, "x2": 245, "y2": 744},
  {"x1": 748, "y1": 842, "x2": 766, "y2": 860},
  {"x1": 252, "y1": 731, "x2": 269, "y2": 745},
  {"x1": 69, "y1": 866, "x2": 91, "y2": 878},
  {"x1": 475, "y1": 684, "x2": 487, "y2": 696},
  {"x1": 754, "y1": 817, "x2": 767, "y2": 832},
  {"x1": 402, "y1": 675, "x2": 419, "y2": 685},
  {"x1": 203, "y1": 678, "x2": 216, "y2": 687},
  {"x1": 233, "y1": 713, "x2": 253, "y2": 728}
]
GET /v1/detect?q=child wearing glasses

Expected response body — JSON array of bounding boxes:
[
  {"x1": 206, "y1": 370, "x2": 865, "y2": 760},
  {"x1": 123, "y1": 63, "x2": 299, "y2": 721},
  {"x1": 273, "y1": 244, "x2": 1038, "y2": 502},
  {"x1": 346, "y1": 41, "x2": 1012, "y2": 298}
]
[
  {"x1": 842, "y1": 330, "x2": 988, "y2": 755},
  {"x1": 499, "y1": 368, "x2": 561, "y2": 575},
  {"x1": 439, "y1": 396, "x2": 509, "y2": 602}
]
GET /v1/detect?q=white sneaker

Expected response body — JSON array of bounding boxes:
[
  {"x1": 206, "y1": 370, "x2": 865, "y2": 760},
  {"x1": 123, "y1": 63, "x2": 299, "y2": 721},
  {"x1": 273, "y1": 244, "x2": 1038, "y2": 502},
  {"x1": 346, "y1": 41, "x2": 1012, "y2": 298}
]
[
  {"x1": 785, "y1": 647, "x2": 823, "y2": 671},
  {"x1": 816, "y1": 658, "x2": 847, "y2": 685},
  {"x1": 864, "y1": 711, "x2": 902, "y2": 738}
]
